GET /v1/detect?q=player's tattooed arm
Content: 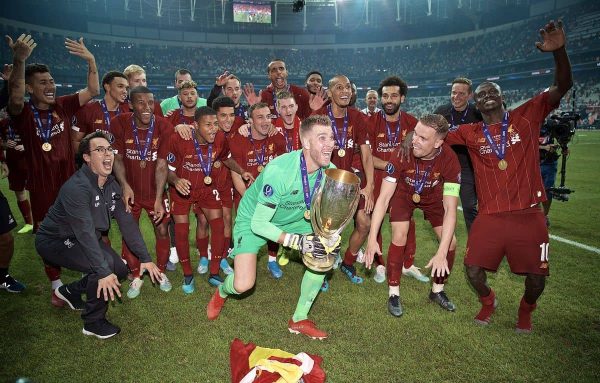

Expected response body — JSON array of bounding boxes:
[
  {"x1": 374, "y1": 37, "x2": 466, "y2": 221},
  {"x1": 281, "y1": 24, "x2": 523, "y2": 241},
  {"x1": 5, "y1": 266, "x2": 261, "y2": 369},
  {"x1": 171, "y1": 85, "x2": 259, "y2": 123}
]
[{"x1": 5, "y1": 34, "x2": 36, "y2": 116}]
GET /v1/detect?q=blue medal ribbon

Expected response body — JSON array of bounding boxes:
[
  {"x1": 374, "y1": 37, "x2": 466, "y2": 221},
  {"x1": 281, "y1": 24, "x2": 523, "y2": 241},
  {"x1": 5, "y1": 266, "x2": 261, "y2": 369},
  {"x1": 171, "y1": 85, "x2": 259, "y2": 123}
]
[
  {"x1": 131, "y1": 115, "x2": 156, "y2": 162},
  {"x1": 191, "y1": 129, "x2": 213, "y2": 177},
  {"x1": 327, "y1": 104, "x2": 348, "y2": 151},
  {"x1": 235, "y1": 105, "x2": 246, "y2": 118},
  {"x1": 382, "y1": 111, "x2": 401, "y2": 147},
  {"x1": 100, "y1": 100, "x2": 120, "y2": 132},
  {"x1": 7, "y1": 121, "x2": 16, "y2": 141},
  {"x1": 481, "y1": 112, "x2": 509, "y2": 161},
  {"x1": 282, "y1": 128, "x2": 293, "y2": 153},
  {"x1": 413, "y1": 159, "x2": 435, "y2": 196},
  {"x1": 178, "y1": 107, "x2": 188, "y2": 125},
  {"x1": 300, "y1": 151, "x2": 323, "y2": 214},
  {"x1": 248, "y1": 128, "x2": 266, "y2": 167},
  {"x1": 29, "y1": 101, "x2": 53, "y2": 144}
]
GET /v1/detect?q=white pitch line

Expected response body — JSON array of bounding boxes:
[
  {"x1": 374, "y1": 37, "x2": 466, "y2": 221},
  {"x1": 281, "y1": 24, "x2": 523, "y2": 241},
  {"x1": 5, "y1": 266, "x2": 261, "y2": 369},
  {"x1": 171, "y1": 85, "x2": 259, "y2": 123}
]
[
  {"x1": 457, "y1": 207, "x2": 600, "y2": 254},
  {"x1": 549, "y1": 234, "x2": 600, "y2": 254}
]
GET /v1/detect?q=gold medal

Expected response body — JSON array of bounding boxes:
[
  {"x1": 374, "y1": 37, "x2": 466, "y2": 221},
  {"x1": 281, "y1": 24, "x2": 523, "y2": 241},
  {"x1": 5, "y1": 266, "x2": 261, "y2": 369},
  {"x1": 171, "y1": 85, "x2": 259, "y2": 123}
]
[
  {"x1": 498, "y1": 159, "x2": 508, "y2": 170},
  {"x1": 304, "y1": 210, "x2": 310, "y2": 220},
  {"x1": 140, "y1": 160, "x2": 146, "y2": 169},
  {"x1": 204, "y1": 176, "x2": 212, "y2": 185},
  {"x1": 213, "y1": 161, "x2": 221, "y2": 169},
  {"x1": 338, "y1": 148, "x2": 346, "y2": 157},
  {"x1": 42, "y1": 142, "x2": 52, "y2": 152},
  {"x1": 257, "y1": 165, "x2": 264, "y2": 173},
  {"x1": 412, "y1": 193, "x2": 421, "y2": 203}
]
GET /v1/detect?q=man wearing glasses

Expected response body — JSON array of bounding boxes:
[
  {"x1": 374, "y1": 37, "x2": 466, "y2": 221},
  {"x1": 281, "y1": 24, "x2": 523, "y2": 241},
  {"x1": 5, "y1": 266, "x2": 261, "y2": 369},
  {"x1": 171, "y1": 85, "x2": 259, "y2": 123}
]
[{"x1": 35, "y1": 131, "x2": 162, "y2": 339}]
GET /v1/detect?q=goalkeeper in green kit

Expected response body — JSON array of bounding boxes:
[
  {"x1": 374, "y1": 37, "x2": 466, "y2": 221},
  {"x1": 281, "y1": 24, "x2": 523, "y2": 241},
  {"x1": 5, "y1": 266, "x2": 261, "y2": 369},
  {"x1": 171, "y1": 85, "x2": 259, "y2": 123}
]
[{"x1": 206, "y1": 115, "x2": 339, "y2": 339}]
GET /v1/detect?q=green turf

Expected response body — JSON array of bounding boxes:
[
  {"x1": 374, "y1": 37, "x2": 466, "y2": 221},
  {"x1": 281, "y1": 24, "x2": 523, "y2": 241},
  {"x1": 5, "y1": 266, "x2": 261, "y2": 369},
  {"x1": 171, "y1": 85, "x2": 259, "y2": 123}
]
[{"x1": 1, "y1": 131, "x2": 599, "y2": 382}]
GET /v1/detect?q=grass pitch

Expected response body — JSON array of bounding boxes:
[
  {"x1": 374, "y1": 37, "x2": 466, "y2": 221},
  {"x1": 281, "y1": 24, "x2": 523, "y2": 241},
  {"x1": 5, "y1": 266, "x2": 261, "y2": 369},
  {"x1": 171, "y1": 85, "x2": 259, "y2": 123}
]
[{"x1": 1, "y1": 131, "x2": 599, "y2": 382}]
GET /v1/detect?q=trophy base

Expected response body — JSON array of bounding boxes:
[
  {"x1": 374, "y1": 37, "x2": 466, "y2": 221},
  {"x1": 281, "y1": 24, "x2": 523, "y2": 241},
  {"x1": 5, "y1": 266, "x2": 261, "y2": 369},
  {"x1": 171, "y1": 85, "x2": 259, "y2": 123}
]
[{"x1": 302, "y1": 253, "x2": 335, "y2": 273}]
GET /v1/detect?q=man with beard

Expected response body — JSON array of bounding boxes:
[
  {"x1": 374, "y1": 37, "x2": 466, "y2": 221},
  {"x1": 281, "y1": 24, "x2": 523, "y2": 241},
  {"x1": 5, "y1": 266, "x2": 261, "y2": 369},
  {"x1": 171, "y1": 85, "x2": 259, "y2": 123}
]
[
  {"x1": 111, "y1": 86, "x2": 173, "y2": 298},
  {"x1": 229, "y1": 103, "x2": 287, "y2": 279},
  {"x1": 160, "y1": 69, "x2": 207, "y2": 115},
  {"x1": 434, "y1": 77, "x2": 481, "y2": 232},
  {"x1": 361, "y1": 90, "x2": 381, "y2": 117},
  {"x1": 364, "y1": 76, "x2": 423, "y2": 286},
  {"x1": 207, "y1": 71, "x2": 247, "y2": 119},
  {"x1": 312, "y1": 75, "x2": 374, "y2": 284},
  {"x1": 6, "y1": 34, "x2": 99, "y2": 306},
  {"x1": 71, "y1": 71, "x2": 129, "y2": 152},
  {"x1": 366, "y1": 114, "x2": 460, "y2": 317},
  {"x1": 243, "y1": 59, "x2": 314, "y2": 120},
  {"x1": 206, "y1": 115, "x2": 341, "y2": 340},
  {"x1": 444, "y1": 20, "x2": 572, "y2": 332}
]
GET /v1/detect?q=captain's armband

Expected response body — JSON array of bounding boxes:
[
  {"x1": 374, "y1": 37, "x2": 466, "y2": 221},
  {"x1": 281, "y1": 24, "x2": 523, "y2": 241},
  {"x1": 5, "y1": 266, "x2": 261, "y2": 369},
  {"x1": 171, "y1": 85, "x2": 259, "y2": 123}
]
[{"x1": 443, "y1": 182, "x2": 460, "y2": 197}]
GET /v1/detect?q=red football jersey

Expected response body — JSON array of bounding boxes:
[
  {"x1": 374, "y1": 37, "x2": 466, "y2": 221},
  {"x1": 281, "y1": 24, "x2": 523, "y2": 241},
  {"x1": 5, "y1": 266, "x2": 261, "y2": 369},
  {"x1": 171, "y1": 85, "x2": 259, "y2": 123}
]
[
  {"x1": 166, "y1": 109, "x2": 195, "y2": 127},
  {"x1": 72, "y1": 99, "x2": 128, "y2": 140},
  {"x1": 385, "y1": 143, "x2": 461, "y2": 202},
  {"x1": 445, "y1": 92, "x2": 557, "y2": 214},
  {"x1": 164, "y1": 129, "x2": 231, "y2": 192},
  {"x1": 369, "y1": 111, "x2": 418, "y2": 190},
  {"x1": 312, "y1": 106, "x2": 369, "y2": 171},
  {"x1": 229, "y1": 132, "x2": 287, "y2": 179},
  {"x1": 273, "y1": 116, "x2": 301, "y2": 152},
  {"x1": 111, "y1": 113, "x2": 173, "y2": 202},
  {"x1": 9, "y1": 94, "x2": 81, "y2": 194}
]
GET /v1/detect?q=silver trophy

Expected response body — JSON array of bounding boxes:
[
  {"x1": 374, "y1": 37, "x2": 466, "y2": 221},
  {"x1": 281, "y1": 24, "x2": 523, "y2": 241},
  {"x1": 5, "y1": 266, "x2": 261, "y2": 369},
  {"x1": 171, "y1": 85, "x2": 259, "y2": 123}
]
[{"x1": 303, "y1": 168, "x2": 361, "y2": 272}]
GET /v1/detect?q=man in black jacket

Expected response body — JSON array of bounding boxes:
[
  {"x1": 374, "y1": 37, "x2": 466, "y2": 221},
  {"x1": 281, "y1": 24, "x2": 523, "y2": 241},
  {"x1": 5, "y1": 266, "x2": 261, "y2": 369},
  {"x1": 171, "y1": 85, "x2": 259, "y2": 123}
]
[
  {"x1": 35, "y1": 131, "x2": 162, "y2": 339},
  {"x1": 434, "y1": 77, "x2": 482, "y2": 232}
]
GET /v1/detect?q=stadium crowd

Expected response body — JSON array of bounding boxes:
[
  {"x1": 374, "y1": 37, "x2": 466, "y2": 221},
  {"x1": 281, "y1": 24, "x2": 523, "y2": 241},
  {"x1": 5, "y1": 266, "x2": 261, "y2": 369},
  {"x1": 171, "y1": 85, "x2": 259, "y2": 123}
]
[{"x1": 0, "y1": 2, "x2": 590, "y2": 358}]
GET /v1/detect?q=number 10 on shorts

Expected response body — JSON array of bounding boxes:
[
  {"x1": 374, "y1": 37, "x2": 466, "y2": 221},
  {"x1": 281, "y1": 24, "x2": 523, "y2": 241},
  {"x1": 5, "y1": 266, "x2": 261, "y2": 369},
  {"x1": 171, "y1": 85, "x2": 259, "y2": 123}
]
[{"x1": 539, "y1": 242, "x2": 549, "y2": 262}]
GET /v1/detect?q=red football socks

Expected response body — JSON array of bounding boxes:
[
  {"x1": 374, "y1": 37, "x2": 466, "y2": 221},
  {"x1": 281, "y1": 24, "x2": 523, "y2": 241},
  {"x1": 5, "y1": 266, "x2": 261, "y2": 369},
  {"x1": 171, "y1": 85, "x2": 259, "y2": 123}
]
[
  {"x1": 208, "y1": 218, "x2": 225, "y2": 275},
  {"x1": 156, "y1": 237, "x2": 170, "y2": 272},
  {"x1": 475, "y1": 289, "x2": 497, "y2": 325},
  {"x1": 175, "y1": 222, "x2": 193, "y2": 276},
  {"x1": 516, "y1": 297, "x2": 537, "y2": 332},
  {"x1": 43, "y1": 264, "x2": 61, "y2": 282},
  {"x1": 386, "y1": 243, "x2": 406, "y2": 287},
  {"x1": 121, "y1": 241, "x2": 140, "y2": 278},
  {"x1": 196, "y1": 236, "x2": 209, "y2": 258}
]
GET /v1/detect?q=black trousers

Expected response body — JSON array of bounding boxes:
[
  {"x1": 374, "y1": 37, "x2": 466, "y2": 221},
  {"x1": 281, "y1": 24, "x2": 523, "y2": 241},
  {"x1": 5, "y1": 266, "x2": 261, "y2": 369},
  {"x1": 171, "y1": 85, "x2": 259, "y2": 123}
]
[
  {"x1": 35, "y1": 235, "x2": 128, "y2": 324},
  {"x1": 459, "y1": 165, "x2": 478, "y2": 232}
]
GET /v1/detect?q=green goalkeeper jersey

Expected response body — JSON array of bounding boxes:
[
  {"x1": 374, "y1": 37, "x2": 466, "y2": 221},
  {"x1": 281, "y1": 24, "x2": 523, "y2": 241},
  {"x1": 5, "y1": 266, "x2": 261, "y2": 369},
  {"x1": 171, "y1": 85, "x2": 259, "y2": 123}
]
[{"x1": 236, "y1": 150, "x2": 336, "y2": 240}]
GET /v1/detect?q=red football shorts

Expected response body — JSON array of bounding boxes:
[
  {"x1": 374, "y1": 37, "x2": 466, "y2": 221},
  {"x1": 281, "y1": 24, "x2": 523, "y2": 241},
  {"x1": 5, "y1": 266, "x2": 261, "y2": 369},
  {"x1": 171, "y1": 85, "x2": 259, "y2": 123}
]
[
  {"x1": 389, "y1": 192, "x2": 443, "y2": 228},
  {"x1": 170, "y1": 186, "x2": 221, "y2": 215},
  {"x1": 464, "y1": 207, "x2": 549, "y2": 276}
]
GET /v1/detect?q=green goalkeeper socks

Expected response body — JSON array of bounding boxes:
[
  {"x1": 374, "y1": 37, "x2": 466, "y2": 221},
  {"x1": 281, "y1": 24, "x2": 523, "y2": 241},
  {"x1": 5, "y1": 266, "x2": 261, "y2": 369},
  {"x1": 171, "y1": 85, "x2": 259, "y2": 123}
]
[
  {"x1": 219, "y1": 274, "x2": 238, "y2": 298},
  {"x1": 292, "y1": 269, "x2": 326, "y2": 322}
]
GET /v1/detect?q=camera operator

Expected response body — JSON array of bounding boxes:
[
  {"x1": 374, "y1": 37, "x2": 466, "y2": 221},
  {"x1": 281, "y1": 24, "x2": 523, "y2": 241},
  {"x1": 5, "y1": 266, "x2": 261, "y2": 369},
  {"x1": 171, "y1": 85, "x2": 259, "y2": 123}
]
[{"x1": 539, "y1": 121, "x2": 563, "y2": 227}]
